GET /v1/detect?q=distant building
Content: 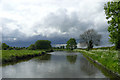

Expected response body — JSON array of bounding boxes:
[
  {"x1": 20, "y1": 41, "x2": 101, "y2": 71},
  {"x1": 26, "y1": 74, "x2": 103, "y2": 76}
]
[
  {"x1": 77, "y1": 42, "x2": 87, "y2": 48},
  {"x1": 53, "y1": 44, "x2": 67, "y2": 48}
]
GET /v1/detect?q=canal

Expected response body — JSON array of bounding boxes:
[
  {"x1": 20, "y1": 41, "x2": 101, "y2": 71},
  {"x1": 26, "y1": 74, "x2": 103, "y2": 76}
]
[{"x1": 2, "y1": 51, "x2": 108, "y2": 78}]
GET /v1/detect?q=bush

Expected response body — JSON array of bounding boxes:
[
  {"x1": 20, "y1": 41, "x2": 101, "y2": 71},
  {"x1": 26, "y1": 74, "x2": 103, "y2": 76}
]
[
  {"x1": 28, "y1": 44, "x2": 35, "y2": 50},
  {"x1": 34, "y1": 40, "x2": 52, "y2": 50},
  {"x1": 2, "y1": 43, "x2": 9, "y2": 50}
]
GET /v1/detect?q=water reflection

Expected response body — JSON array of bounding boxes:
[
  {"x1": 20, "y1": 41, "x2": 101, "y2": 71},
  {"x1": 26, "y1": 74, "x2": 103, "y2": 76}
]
[
  {"x1": 33, "y1": 54, "x2": 51, "y2": 63},
  {"x1": 35, "y1": 54, "x2": 51, "y2": 60},
  {"x1": 2, "y1": 51, "x2": 108, "y2": 78},
  {"x1": 2, "y1": 57, "x2": 33, "y2": 66},
  {"x1": 79, "y1": 57, "x2": 98, "y2": 76},
  {"x1": 66, "y1": 55, "x2": 77, "y2": 64}
]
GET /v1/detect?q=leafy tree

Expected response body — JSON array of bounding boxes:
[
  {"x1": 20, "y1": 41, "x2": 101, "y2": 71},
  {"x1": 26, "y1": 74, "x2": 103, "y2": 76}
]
[
  {"x1": 104, "y1": 1, "x2": 120, "y2": 50},
  {"x1": 2, "y1": 43, "x2": 9, "y2": 50},
  {"x1": 35, "y1": 40, "x2": 52, "y2": 49},
  {"x1": 66, "y1": 38, "x2": 77, "y2": 50},
  {"x1": 80, "y1": 29, "x2": 101, "y2": 50},
  {"x1": 60, "y1": 46, "x2": 65, "y2": 49},
  {"x1": 8, "y1": 47, "x2": 13, "y2": 50},
  {"x1": 15, "y1": 47, "x2": 20, "y2": 50},
  {"x1": 28, "y1": 44, "x2": 36, "y2": 50},
  {"x1": 56, "y1": 47, "x2": 60, "y2": 49},
  {"x1": 20, "y1": 47, "x2": 26, "y2": 50}
]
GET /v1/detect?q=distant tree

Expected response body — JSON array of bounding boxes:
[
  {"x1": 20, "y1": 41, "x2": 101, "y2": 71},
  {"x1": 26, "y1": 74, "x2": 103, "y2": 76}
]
[
  {"x1": 66, "y1": 38, "x2": 77, "y2": 50},
  {"x1": 80, "y1": 29, "x2": 101, "y2": 50},
  {"x1": 8, "y1": 47, "x2": 13, "y2": 50},
  {"x1": 28, "y1": 44, "x2": 36, "y2": 50},
  {"x1": 34, "y1": 40, "x2": 52, "y2": 49},
  {"x1": 15, "y1": 47, "x2": 20, "y2": 50},
  {"x1": 2, "y1": 43, "x2": 9, "y2": 50},
  {"x1": 20, "y1": 47, "x2": 26, "y2": 50},
  {"x1": 56, "y1": 47, "x2": 60, "y2": 49},
  {"x1": 13, "y1": 47, "x2": 16, "y2": 50},
  {"x1": 0, "y1": 42, "x2": 1, "y2": 50},
  {"x1": 60, "y1": 46, "x2": 65, "y2": 49},
  {"x1": 104, "y1": 1, "x2": 120, "y2": 50}
]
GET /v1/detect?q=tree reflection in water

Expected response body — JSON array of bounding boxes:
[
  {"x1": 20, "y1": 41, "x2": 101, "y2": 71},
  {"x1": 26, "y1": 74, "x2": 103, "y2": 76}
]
[
  {"x1": 33, "y1": 54, "x2": 51, "y2": 63},
  {"x1": 66, "y1": 55, "x2": 77, "y2": 64}
]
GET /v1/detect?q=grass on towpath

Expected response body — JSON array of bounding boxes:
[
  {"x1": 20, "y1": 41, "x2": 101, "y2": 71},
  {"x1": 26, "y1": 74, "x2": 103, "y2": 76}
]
[{"x1": 74, "y1": 49, "x2": 120, "y2": 75}]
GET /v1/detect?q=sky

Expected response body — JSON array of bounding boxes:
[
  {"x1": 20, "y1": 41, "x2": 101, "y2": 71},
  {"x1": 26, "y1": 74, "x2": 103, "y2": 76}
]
[{"x1": 0, "y1": 0, "x2": 113, "y2": 47}]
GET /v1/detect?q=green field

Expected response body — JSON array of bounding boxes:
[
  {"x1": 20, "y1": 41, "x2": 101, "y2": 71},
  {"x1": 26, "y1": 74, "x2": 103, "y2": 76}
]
[
  {"x1": 74, "y1": 49, "x2": 120, "y2": 75},
  {"x1": 2, "y1": 50, "x2": 46, "y2": 64}
]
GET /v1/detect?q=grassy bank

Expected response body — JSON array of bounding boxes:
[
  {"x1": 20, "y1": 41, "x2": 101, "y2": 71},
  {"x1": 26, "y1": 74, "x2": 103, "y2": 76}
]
[
  {"x1": 74, "y1": 49, "x2": 120, "y2": 75},
  {"x1": 2, "y1": 50, "x2": 46, "y2": 64}
]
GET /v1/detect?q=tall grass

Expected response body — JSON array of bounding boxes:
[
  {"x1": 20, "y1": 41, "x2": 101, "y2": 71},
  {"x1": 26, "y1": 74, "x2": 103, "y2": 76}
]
[
  {"x1": 74, "y1": 49, "x2": 120, "y2": 75},
  {"x1": 2, "y1": 50, "x2": 45, "y2": 64}
]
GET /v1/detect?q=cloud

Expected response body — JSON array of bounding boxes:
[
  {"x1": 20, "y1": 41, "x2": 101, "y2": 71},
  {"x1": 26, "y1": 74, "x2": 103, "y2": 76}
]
[{"x1": 0, "y1": 0, "x2": 112, "y2": 46}]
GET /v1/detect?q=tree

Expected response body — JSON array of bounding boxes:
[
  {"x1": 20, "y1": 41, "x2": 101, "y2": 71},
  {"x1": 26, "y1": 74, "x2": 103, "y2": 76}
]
[
  {"x1": 2, "y1": 43, "x2": 9, "y2": 50},
  {"x1": 66, "y1": 38, "x2": 77, "y2": 50},
  {"x1": 34, "y1": 40, "x2": 52, "y2": 49},
  {"x1": 8, "y1": 47, "x2": 13, "y2": 50},
  {"x1": 80, "y1": 29, "x2": 101, "y2": 50},
  {"x1": 28, "y1": 44, "x2": 35, "y2": 50},
  {"x1": 104, "y1": 1, "x2": 120, "y2": 50},
  {"x1": 60, "y1": 46, "x2": 65, "y2": 49}
]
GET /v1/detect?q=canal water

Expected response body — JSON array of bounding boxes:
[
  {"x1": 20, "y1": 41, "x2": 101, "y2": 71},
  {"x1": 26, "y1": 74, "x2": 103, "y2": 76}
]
[{"x1": 2, "y1": 51, "x2": 107, "y2": 78}]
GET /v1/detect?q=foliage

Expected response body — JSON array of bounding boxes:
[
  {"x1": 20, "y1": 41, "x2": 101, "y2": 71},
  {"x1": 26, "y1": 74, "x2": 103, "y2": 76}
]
[
  {"x1": 8, "y1": 47, "x2": 13, "y2": 50},
  {"x1": 104, "y1": 1, "x2": 120, "y2": 50},
  {"x1": 28, "y1": 44, "x2": 35, "y2": 50},
  {"x1": 60, "y1": 46, "x2": 65, "y2": 49},
  {"x1": 66, "y1": 38, "x2": 77, "y2": 50},
  {"x1": 2, "y1": 43, "x2": 9, "y2": 50},
  {"x1": 53, "y1": 46, "x2": 65, "y2": 49},
  {"x1": 14, "y1": 47, "x2": 26, "y2": 50},
  {"x1": 74, "y1": 49, "x2": 119, "y2": 74},
  {"x1": 80, "y1": 29, "x2": 101, "y2": 50},
  {"x1": 2, "y1": 40, "x2": 52, "y2": 50},
  {"x1": 34, "y1": 40, "x2": 52, "y2": 50}
]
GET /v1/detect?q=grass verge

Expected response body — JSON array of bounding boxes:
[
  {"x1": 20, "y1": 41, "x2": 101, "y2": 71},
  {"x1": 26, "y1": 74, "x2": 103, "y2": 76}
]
[
  {"x1": 74, "y1": 49, "x2": 120, "y2": 76},
  {"x1": 2, "y1": 50, "x2": 46, "y2": 64}
]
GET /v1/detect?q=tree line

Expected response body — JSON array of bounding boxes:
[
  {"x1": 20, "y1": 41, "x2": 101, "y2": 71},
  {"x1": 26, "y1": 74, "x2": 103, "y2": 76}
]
[
  {"x1": 1, "y1": 40, "x2": 52, "y2": 50},
  {"x1": 1, "y1": 43, "x2": 27, "y2": 50}
]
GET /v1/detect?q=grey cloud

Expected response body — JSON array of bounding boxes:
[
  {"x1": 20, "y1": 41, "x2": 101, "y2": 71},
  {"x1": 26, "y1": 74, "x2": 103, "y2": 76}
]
[
  {"x1": 0, "y1": 18, "x2": 17, "y2": 24},
  {"x1": 34, "y1": 8, "x2": 105, "y2": 38},
  {"x1": 32, "y1": 7, "x2": 110, "y2": 46},
  {"x1": 1, "y1": 0, "x2": 111, "y2": 47},
  {"x1": 1, "y1": 18, "x2": 26, "y2": 41}
]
